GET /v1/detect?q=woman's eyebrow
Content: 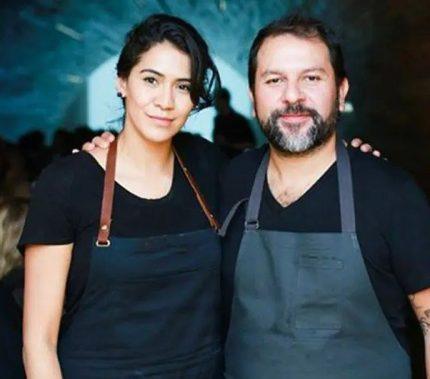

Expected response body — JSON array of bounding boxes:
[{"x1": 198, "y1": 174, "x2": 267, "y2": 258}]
[
  {"x1": 139, "y1": 68, "x2": 163, "y2": 76},
  {"x1": 139, "y1": 68, "x2": 191, "y2": 82}
]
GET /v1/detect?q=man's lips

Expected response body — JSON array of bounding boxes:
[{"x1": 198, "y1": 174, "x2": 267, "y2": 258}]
[{"x1": 279, "y1": 114, "x2": 311, "y2": 124}]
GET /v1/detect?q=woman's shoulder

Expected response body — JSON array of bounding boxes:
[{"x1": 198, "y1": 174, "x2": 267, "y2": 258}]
[{"x1": 33, "y1": 152, "x2": 99, "y2": 195}]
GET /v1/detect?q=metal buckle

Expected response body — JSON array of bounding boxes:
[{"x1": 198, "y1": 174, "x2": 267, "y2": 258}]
[
  {"x1": 244, "y1": 220, "x2": 259, "y2": 230},
  {"x1": 95, "y1": 239, "x2": 111, "y2": 248}
]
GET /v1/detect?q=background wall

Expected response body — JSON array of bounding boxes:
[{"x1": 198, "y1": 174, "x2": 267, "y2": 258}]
[{"x1": 1, "y1": 0, "x2": 429, "y2": 192}]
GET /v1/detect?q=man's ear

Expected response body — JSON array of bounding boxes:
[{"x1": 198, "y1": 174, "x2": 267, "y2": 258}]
[
  {"x1": 249, "y1": 88, "x2": 256, "y2": 118},
  {"x1": 338, "y1": 78, "x2": 349, "y2": 112},
  {"x1": 116, "y1": 76, "x2": 127, "y2": 98}
]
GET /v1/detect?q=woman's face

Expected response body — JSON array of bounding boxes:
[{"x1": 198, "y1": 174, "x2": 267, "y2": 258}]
[{"x1": 117, "y1": 41, "x2": 194, "y2": 143}]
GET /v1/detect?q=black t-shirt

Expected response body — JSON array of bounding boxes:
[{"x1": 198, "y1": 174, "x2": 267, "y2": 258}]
[
  {"x1": 220, "y1": 145, "x2": 430, "y2": 352},
  {"x1": 19, "y1": 133, "x2": 226, "y2": 317}
]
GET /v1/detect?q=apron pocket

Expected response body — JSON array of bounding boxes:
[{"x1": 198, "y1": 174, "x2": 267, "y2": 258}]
[{"x1": 293, "y1": 254, "x2": 343, "y2": 336}]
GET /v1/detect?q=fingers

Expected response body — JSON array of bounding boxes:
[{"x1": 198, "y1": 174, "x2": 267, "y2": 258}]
[
  {"x1": 92, "y1": 136, "x2": 110, "y2": 149},
  {"x1": 82, "y1": 142, "x2": 95, "y2": 152},
  {"x1": 350, "y1": 137, "x2": 383, "y2": 159},
  {"x1": 360, "y1": 143, "x2": 372, "y2": 153},
  {"x1": 350, "y1": 138, "x2": 363, "y2": 148},
  {"x1": 101, "y1": 131, "x2": 115, "y2": 142}
]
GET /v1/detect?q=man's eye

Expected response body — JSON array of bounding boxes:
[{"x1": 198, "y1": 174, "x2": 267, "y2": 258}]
[
  {"x1": 266, "y1": 78, "x2": 281, "y2": 84},
  {"x1": 305, "y1": 75, "x2": 321, "y2": 82}
]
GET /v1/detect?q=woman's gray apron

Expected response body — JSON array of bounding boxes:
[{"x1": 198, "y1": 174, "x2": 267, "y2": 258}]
[
  {"x1": 223, "y1": 139, "x2": 411, "y2": 378},
  {"x1": 58, "y1": 140, "x2": 222, "y2": 379}
]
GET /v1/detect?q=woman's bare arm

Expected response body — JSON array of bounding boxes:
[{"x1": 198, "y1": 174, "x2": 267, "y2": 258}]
[{"x1": 23, "y1": 243, "x2": 73, "y2": 379}]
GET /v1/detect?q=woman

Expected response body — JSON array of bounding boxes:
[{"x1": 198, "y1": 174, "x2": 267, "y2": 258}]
[{"x1": 21, "y1": 14, "x2": 224, "y2": 378}]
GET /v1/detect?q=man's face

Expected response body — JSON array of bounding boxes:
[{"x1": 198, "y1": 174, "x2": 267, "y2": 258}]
[{"x1": 251, "y1": 33, "x2": 349, "y2": 154}]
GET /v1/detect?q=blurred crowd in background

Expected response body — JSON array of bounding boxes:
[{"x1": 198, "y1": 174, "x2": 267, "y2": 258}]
[{"x1": 0, "y1": 125, "x2": 105, "y2": 378}]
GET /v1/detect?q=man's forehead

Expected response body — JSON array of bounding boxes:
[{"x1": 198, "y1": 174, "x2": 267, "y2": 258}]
[{"x1": 256, "y1": 34, "x2": 332, "y2": 73}]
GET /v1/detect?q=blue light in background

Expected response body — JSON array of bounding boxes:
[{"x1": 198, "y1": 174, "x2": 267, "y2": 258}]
[{"x1": 86, "y1": 54, "x2": 265, "y2": 144}]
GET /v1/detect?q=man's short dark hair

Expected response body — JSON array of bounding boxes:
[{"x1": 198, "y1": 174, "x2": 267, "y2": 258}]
[{"x1": 248, "y1": 14, "x2": 347, "y2": 91}]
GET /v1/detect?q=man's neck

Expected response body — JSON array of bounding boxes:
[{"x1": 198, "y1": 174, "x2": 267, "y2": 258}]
[{"x1": 267, "y1": 134, "x2": 337, "y2": 207}]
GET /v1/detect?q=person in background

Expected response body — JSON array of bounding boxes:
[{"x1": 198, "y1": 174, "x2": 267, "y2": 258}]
[
  {"x1": 213, "y1": 87, "x2": 256, "y2": 158},
  {"x1": 0, "y1": 197, "x2": 28, "y2": 379}
]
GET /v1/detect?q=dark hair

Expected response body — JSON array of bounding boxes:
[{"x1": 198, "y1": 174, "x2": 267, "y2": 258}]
[
  {"x1": 117, "y1": 14, "x2": 220, "y2": 111},
  {"x1": 248, "y1": 14, "x2": 347, "y2": 91}
]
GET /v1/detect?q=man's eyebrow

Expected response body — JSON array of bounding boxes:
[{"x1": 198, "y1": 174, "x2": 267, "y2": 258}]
[
  {"x1": 261, "y1": 70, "x2": 284, "y2": 77},
  {"x1": 301, "y1": 67, "x2": 328, "y2": 74},
  {"x1": 261, "y1": 68, "x2": 328, "y2": 76},
  {"x1": 139, "y1": 68, "x2": 191, "y2": 82}
]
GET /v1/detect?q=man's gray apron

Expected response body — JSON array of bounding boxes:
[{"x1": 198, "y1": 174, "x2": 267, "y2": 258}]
[{"x1": 223, "y1": 139, "x2": 411, "y2": 378}]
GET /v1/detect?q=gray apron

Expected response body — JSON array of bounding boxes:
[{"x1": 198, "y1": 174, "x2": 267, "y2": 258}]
[{"x1": 223, "y1": 139, "x2": 411, "y2": 378}]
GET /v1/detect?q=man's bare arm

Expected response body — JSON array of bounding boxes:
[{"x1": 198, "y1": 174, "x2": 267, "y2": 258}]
[{"x1": 409, "y1": 288, "x2": 430, "y2": 378}]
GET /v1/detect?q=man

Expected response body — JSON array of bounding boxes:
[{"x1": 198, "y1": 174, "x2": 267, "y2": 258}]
[
  {"x1": 213, "y1": 87, "x2": 255, "y2": 157},
  {"x1": 220, "y1": 14, "x2": 430, "y2": 378}
]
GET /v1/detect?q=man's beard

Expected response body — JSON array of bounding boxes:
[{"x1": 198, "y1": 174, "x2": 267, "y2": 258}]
[{"x1": 260, "y1": 100, "x2": 339, "y2": 155}]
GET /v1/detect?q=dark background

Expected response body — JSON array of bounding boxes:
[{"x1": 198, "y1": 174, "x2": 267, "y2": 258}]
[{"x1": 1, "y1": 0, "x2": 429, "y2": 194}]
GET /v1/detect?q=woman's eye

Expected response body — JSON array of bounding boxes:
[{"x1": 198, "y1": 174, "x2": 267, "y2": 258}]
[
  {"x1": 178, "y1": 83, "x2": 191, "y2": 92},
  {"x1": 143, "y1": 76, "x2": 157, "y2": 85}
]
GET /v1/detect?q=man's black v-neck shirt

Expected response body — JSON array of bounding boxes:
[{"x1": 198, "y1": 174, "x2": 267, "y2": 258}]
[{"x1": 220, "y1": 145, "x2": 430, "y2": 353}]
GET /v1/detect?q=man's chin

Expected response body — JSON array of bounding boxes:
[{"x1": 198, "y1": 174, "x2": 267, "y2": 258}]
[{"x1": 278, "y1": 119, "x2": 311, "y2": 132}]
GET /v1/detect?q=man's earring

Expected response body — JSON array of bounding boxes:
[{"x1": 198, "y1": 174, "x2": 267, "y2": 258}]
[{"x1": 117, "y1": 92, "x2": 124, "y2": 98}]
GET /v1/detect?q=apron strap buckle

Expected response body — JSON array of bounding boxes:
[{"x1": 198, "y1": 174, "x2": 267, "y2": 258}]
[
  {"x1": 95, "y1": 239, "x2": 111, "y2": 248},
  {"x1": 244, "y1": 220, "x2": 259, "y2": 230}
]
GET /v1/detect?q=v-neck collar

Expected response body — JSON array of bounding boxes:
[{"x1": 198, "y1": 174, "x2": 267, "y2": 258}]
[{"x1": 263, "y1": 160, "x2": 337, "y2": 214}]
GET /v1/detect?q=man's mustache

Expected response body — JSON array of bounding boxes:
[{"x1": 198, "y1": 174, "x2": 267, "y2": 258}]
[{"x1": 273, "y1": 103, "x2": 319, "y2": 118}]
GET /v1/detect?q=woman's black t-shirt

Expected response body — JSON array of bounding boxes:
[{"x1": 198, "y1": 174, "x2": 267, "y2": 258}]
[{"x1": 19, "y1": 133, "x2": 226, "y2": 316}]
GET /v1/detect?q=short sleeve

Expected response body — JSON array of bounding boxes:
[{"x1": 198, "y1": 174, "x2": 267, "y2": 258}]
[
  {"x1": 387, "y1": 176, "x2": 430, "y2": 294},
  {"x1": 19, "y1": 158, "x2": 75, "y2": 250}
]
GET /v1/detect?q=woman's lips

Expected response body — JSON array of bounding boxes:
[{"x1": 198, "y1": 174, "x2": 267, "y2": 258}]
[{"x1": 147, "y1": 114, "x2": 174, "y2": 126}]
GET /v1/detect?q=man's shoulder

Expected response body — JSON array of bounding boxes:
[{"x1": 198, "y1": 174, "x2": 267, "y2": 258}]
[
  {"x1": 349, "y1": 147, "x2": 427, "y2": 205},
  {"x1": 220, "y1": 145, "x2": 267, "y2": 210},
  {"x1": 224, "y1": 145, "x2": 267, "y2": 179},
  {"x1": 174, "y1": 132, "x2": 227, "y2": 173}
]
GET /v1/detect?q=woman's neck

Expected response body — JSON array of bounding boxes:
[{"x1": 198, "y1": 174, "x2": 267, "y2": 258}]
[{"x1": 117, "y1": 127, "x2": 174, "y2": 175}]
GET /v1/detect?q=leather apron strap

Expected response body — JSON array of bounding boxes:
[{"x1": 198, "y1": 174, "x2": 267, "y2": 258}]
[
  {"x1": 96, "y1": 139, "x2": 118, "y2": 246},
  {"x1": 96, "y1": 140, "x2": 219, "y2": 246},
  {"x1": 244, "y1": 138, "x2": 356, "y2": 233}
]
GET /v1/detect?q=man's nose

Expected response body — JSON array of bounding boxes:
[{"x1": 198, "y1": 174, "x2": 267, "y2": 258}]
[{"x1": 280, "y1": 82, "x2": 305, "y2": 105}]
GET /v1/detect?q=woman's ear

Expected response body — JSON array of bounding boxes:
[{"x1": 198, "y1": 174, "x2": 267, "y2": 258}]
[{"x1": 116, "y1": 77, "x2": 127, "y2": 99}]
